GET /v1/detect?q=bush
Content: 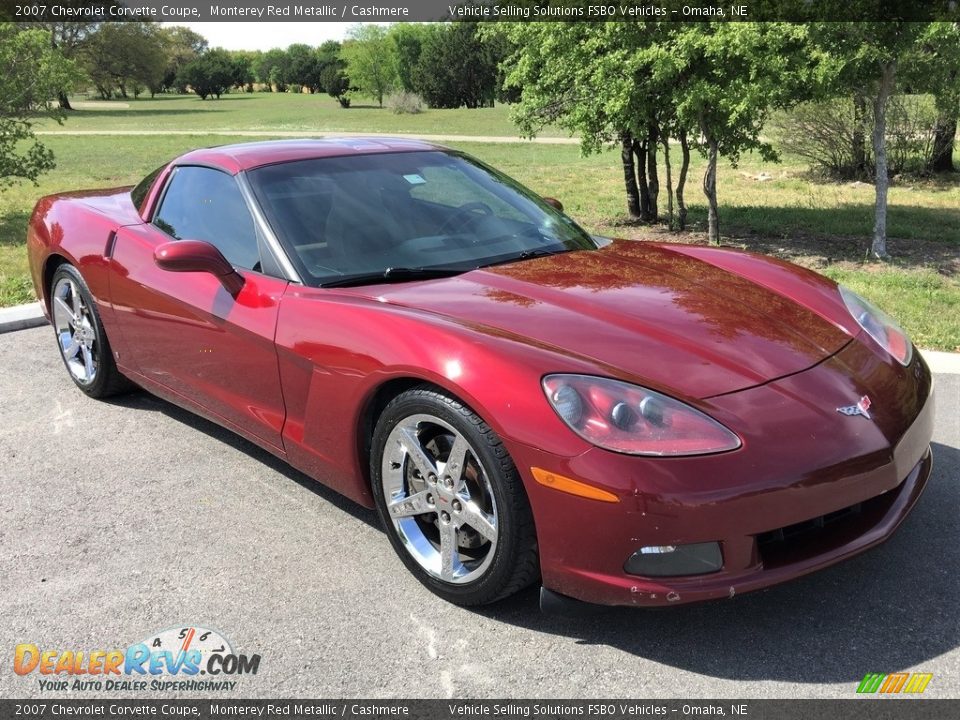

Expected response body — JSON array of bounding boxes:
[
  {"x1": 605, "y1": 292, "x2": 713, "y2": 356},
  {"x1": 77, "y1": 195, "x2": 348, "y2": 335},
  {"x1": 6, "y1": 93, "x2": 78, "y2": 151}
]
[
  {"x1": 776, "y1": 94, "x2": 940, "y2": 180},
  {"x1": 388, "y1": 91, "x2": 423, "y2": 115},
  {"x1": 886, "y1": 95, "x2": 939, "y2": 176}
]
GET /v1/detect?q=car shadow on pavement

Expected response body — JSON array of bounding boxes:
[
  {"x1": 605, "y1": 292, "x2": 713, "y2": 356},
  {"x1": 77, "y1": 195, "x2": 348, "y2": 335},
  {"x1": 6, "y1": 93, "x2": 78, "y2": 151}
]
[
  {"x1": 103, "y1": 389, "x2": 957, "y2": 683},
  {"x1": 103, "y1": 390, "x2": 380, "y2": 530},
  {"x1": 479, "y1": 440, "x2": 959, "y2": 684}
]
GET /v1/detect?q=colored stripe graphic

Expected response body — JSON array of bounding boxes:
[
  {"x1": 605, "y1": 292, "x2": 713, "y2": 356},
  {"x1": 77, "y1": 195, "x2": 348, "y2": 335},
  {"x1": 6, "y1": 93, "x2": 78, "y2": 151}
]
[
  {"x1": 903, "y1": 674, "x2": 933, "y2": 694},
  {"x1": 880, "y1": 673, "x2": 909, "y2": 693},
  {"x1": 857, "y1": 672, "x2": 932, "y2": 694}
]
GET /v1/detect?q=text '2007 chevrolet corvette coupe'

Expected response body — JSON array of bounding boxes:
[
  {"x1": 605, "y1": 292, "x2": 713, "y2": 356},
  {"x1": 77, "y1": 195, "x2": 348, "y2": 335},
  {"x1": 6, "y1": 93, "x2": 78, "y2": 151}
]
[{"x1": 27, "y1": 139, "x2": 934, "y2": 609}]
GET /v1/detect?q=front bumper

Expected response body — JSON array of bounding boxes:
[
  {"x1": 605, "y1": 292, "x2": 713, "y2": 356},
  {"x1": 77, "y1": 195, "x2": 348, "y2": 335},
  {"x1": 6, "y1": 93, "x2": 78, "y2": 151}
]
[{"x1": 509, "y1": 340, "x2": 935, "y2": 608}]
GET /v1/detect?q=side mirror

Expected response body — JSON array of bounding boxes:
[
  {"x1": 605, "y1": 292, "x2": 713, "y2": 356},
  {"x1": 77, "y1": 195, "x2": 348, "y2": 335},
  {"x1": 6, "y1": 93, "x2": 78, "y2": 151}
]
[
  {"x1": 154, "y1": 240, "x2": 244, "y2": 295},
  {"x1": 542, "y1": 197, "x2": 564, "y2": 213}
]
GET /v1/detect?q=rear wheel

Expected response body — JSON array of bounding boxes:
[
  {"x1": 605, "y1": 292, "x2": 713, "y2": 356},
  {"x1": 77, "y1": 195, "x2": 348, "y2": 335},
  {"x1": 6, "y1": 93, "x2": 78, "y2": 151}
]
[
  {"x1": 50, "y1": 264, "x2": 130, "y2": 398},
  {"x1": 371, "y1": 387, "x2": 539, "y2": 605}
]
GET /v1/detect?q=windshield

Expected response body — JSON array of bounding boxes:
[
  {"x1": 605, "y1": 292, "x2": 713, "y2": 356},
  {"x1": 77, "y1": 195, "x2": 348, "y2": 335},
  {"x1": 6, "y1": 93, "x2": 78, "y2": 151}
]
[{"x1": 245, "y1": 150, "x2": 596, "y2": 286}]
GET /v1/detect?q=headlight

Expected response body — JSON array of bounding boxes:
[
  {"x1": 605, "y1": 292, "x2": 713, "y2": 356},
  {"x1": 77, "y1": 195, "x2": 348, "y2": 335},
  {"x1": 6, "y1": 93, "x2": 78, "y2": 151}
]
[
  {"x1": 542, "y1": 374, "x2": 741, "y2": 457},
  {"x1": 839, "y1": 286, "x2": 912, "y2": 366}
]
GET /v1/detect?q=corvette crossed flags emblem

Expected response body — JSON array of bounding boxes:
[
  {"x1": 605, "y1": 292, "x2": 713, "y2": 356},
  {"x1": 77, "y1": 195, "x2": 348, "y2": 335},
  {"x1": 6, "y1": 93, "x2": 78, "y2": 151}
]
[{"x1": 837, "y1": 395, "x2": 872, "y2": 420}]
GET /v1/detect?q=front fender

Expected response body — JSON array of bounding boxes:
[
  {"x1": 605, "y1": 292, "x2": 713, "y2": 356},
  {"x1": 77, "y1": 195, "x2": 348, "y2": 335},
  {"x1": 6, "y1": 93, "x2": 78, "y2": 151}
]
[{"x1": 274, "y1": 287, "x2": 596, "y2": 506}]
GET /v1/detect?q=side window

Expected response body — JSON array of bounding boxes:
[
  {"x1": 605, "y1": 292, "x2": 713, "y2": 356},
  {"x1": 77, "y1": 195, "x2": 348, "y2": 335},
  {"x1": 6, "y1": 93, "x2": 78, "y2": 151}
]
[{"x1": 153, "y1": 166, "x2": 260, "y2": 270}]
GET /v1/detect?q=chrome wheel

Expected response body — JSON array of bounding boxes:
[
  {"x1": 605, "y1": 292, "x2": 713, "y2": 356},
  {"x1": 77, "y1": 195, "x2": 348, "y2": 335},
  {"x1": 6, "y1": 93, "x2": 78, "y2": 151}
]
[
  {"x1": 52, "y1": 276, "x2": 98, "y2": 385},
  {"x1": 381, "y1": 413, "x2": 499, "y2": 584}
]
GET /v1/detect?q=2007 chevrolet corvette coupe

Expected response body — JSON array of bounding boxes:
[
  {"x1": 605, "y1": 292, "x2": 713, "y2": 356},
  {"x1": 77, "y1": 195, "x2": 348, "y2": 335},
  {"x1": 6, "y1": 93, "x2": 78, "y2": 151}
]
[{"x1": 28, "y1": 138, "x2": 934, "y2": 609}]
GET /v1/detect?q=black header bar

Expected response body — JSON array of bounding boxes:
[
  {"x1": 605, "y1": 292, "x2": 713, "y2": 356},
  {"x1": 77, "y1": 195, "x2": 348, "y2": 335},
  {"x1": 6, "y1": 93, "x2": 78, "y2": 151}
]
[{"x1": 5, "y1": 0, "x2": 960, "y2": 23}]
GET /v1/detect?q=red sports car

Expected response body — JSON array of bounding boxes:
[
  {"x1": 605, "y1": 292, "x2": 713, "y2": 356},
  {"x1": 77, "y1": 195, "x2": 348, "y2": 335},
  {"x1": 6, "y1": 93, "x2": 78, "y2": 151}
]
[{"x1": 27, "y1": 139, "x2": 934, "y2": 610}]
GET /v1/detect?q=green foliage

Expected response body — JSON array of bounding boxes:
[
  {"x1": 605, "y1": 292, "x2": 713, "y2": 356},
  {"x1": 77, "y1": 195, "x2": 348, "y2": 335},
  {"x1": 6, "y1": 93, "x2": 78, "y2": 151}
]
[
  {"x1": 255, "y1": 48, "x2": 291, "y2": 92},
  {"x1": 285, "y1": 43, "x2": 320, "y2": 93},
  {"x1": 81, "y1": 22, "x2": 167, "y2": 99},
  {"x1": 412, "y1": 23, "x2": 498, "y2": 109},
  {"x1": 670, "y1": 23, "x2": 811, "y2": 162},
  {"x1": 179, "y1": 49, "x2": 235, "y2": 100},
  {"x1": 502, "y1": 22, "x2": 812, "y2": 238},
  {"x1": 321, "y1": 64, "x2": 351, "y2": 107},
  {"x1": 158, "y1": 26, "x2": 208, "y2": 94},
  {"x1": 342, "y1": 25, "x2": 396, "y2": 107},
  {"x1": 0, "y1": 23, "x2": 79, "y2": 188},
  {"x1": 227, "y1": 49, "x2": 259, "y2": 92},
  {"x1": 388, "y1": 23, "x2": 431, "y2": 94}
]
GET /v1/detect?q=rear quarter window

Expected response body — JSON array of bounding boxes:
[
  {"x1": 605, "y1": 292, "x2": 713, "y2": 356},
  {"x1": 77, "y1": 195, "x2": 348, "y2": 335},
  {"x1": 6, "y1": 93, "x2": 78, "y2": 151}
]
[{"x1": 131, "y1": 164, "x2": 167, "y2": 214}]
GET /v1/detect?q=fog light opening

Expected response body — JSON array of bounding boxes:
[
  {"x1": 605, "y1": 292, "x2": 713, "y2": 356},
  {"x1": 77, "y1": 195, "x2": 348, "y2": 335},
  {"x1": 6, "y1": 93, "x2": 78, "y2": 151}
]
[{"x1": 625, "y1": 541, "x2": 723, "y2": 577}]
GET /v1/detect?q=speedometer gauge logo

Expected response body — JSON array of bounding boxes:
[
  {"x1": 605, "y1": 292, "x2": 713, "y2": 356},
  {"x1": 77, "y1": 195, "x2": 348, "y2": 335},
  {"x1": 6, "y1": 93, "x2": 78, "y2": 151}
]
[{"x1": 140, "y1": 626, "x2": 234, "y2": 672}]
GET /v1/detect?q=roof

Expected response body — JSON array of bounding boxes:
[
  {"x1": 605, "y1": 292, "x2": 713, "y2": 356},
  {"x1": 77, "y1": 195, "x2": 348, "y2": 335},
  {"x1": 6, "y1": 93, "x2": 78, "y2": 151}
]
[{"x1": 175, "y1": 137, "x2": 446, "y2": 174}]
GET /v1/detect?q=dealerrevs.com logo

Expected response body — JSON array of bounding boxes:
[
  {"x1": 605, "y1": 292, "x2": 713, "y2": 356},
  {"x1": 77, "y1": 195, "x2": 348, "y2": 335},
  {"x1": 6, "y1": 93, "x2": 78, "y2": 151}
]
[{"x1": 13, "y1": 626, "x2": 260, "y2": 692}]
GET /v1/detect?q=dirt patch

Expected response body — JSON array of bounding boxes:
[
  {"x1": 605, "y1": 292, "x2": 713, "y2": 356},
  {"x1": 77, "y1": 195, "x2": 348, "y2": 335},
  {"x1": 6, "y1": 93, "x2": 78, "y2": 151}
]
[{"x1": 69, "y1": 101, "x2": 131, "y2": 110}]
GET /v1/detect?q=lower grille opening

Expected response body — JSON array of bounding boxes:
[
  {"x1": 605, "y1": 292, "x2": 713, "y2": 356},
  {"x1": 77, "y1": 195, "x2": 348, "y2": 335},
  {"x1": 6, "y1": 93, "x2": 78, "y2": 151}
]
[
  {"x1": 755, "y1": 488, "x2": 900, "y2": 569},
  {"x1": 758, "y1": 502, "x2": 863, "y2": 548}
]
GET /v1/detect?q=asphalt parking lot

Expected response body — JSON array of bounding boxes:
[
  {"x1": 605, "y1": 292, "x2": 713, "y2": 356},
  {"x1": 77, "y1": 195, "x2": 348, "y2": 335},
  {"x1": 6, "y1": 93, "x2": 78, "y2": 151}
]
[{"x1": 1, "y1": 325, "x2": 958, "y2": 699}]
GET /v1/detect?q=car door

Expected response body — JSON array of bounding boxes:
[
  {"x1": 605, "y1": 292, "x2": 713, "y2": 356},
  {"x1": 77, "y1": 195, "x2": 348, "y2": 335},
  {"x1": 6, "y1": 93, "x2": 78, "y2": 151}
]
[{"x1": 108, "y1": 165, "x2": 288, "y2": 452}]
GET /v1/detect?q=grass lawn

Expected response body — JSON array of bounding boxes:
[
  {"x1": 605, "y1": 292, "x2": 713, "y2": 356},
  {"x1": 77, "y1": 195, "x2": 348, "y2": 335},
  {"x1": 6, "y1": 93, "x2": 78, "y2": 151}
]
[
  {"x1": 30, "y1": 92, "x2": 561, "y2": 138},
  {"x1": 3, "y1": 103, "x2": 958, "y2": 350}
]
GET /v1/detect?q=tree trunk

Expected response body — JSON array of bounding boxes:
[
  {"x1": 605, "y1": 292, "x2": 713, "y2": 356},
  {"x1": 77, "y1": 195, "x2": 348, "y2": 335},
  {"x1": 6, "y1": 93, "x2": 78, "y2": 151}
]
[
  {"x1": 701, "y1": 125, "x2": 720, "y2": 244},
  {"x1": 620, "y1": 131, "x2": 642, "y2": 219},
  {"x1": 871, "y1": 59, "x2": 897, "y2": 260},
  {"x1": 662, "y1": 134, "x2": 674, "y2": 230},
  {"x1": 852, "y1": 93, "x2": 869, "y2": 179},
  {"x1": 634, "y1": 138, "x2": 651, "y2": 221},
  {"x1": 646, "y1": 124, "x2": 659, "y2": 223},
  {"x1": 677, "y1": 130, "x2": 690, "y2": 230},
  {"x1": 57, "y1": 91, "x2": 72, "y2": 111},
  {"x1": 929, "y1": 100, "x2": 957, "y2": 173}
]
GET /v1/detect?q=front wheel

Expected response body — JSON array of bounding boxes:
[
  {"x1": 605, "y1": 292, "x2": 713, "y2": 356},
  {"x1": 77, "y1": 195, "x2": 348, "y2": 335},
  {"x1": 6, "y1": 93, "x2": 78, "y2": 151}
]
[
  {"x1": 50, "y1": 264, "x2": 130, "y2": 398},
  {"x1": 371, "y1": 387, "x2": 539, "y2": 605}
]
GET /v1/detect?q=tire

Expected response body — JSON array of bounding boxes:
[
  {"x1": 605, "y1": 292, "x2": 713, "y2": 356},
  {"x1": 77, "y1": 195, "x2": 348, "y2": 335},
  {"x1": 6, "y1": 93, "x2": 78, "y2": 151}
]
[
  {"x1": 371, "y1": 386, "x2": 539, "y2": 605},
  {"x1": 50, "y1": 264, "x2": 131, "y2": 398}
]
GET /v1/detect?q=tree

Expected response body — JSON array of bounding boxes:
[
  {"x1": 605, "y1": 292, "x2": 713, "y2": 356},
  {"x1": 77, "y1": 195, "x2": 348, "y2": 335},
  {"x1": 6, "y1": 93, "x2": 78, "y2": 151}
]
[
  {"x1": 322, "y1": 65, "x2": 352, "y2": 107},
  {"x1": 908, "y1": 22, "x2": 960, "y2": 173},
  {"x1": 14, "y1": 1, "x2": 110, "y2": 109},
  {"x1": 179, "y1": 49, "x2": 235, "y2": 100},
  {"x1": 255, "y1": 48, "x2": 290, "y2": 92},
  {"x1": 342, "y1": 25, "x2": 396, "y2": 107},
  {"x1": 388, "y1": 23, "x2": 431, "y2": 93},
  {"x1": 809, "y1": 22, "x2": 930, "y2": 258},
  {"x1": 503, "y1": 23, "x2": 668, "y2": 221},
  {"x1": 286, "y1": 43, "x2": 320, "y2": 93},
  {"x1": 159, "y1": 26, "x2": 208, "y2": 94},
  {"x1": 503, "y1": 22, "x2": 810, "y2": 242},
  {"x1": 0, "y1": 24, "x2": 79, "y2": 187},
  {"x1": 413, "y1": 23, "x2": 499, "y2": 109},
  {"x1": 228, "y1": 50, "x2": 258, "y2": 92},
  {"x1": 317, "y1": 43, "x2": 351, "y2": 108},
  {"x1": 82, "y1": 22, "x2": 166, "y2": 99},
  {"x1": 668, "y1": 23, "x2": 811, "y2": 243}
]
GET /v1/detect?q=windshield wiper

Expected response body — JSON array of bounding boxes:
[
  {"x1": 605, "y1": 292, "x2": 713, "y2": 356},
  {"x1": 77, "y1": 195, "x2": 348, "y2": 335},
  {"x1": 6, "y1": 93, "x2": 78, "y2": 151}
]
[
  {"x1": 320, "y1": 266, "x2": 468, "y2": 289},
  {"x1": 477, "y1": 247, "x2": 568, "y2": 269}
]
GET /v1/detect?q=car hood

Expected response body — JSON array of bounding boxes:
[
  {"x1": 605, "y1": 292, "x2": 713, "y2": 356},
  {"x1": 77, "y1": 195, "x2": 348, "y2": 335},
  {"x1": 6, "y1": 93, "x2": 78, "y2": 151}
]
[{"x1": 354, "y1": 240, "x2": 853, "y2": 398}]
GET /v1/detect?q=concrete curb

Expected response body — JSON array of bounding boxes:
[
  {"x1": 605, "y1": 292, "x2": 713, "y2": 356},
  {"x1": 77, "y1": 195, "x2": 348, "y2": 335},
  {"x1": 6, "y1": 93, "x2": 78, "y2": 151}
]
[
  {"x1": 922, "y1": 350, "x2": 960, "y2": 375},
  {"x1": 0, "y1": 302, "x2": 45, "y2": 334},
  {"x1": 0, "y1": 300, "x2": 957, "y2": 373}
]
